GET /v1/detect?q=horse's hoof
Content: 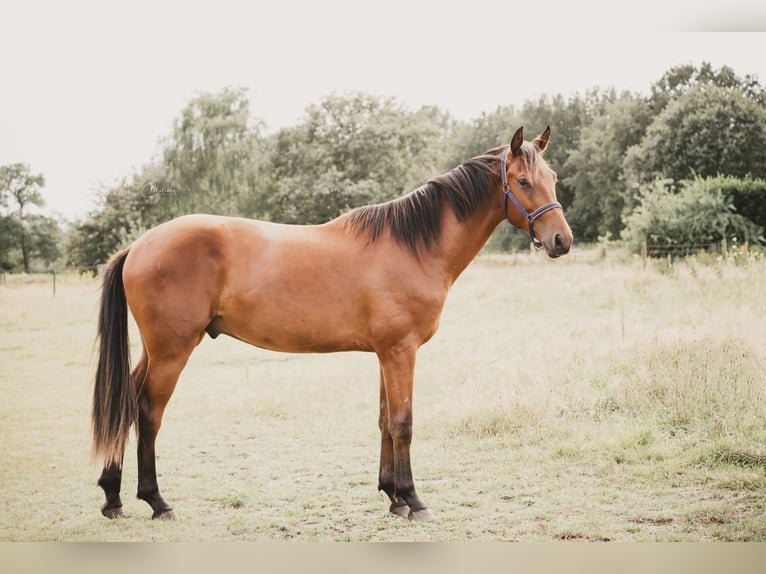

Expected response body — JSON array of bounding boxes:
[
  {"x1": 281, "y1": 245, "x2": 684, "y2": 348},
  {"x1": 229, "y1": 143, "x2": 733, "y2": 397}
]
[
  {"x1": 152, "y1": 509, "x2": 177, "y2": 520},
  {"x1": 101, "y1": 504, "x2": 124, "y2": 519},
  {"x1": 409, "y1": 508, "x2": 435, "y2": 522},
  {"x1": 389, "y1": 500, "x2": 411, "y2": 518}
]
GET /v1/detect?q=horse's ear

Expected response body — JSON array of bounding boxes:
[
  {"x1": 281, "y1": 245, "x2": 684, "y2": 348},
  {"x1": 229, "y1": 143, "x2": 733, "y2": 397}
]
[
  {"x1": 533, "y1": 126, "x2": 551, "y2": 153},
  {"x1": 510, "y1": 127, "x2": 524, "y2": 157}
]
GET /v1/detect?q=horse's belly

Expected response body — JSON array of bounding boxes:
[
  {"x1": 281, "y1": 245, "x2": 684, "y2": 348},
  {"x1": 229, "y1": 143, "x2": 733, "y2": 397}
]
[{"x1": 214, "y1": 293, "x2": 373, "y2": 354}]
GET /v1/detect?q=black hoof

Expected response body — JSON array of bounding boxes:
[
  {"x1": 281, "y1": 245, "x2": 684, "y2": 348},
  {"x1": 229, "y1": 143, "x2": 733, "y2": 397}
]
[
  {"x1": 101, "y1": 503, "x2": 124, "y2": 519},
  {"x1": 389, "y1": 499, "x2": 411, "y2": 518},
  {"x1": 152, "y1": 508, "x2": 177, "y2": 520},
  {"x1": 409, "y1": 508, "x2": 435, "y2": 521}
]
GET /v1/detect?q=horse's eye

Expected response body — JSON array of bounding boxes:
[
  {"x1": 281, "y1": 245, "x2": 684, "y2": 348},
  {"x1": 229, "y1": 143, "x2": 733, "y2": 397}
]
[{"x1": 518, "y1": 177, "x2": 530, "y2": 188}]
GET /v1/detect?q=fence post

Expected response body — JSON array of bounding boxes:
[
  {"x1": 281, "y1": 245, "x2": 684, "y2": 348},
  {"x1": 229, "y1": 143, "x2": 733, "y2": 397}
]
[
  {"x1": 721, "y1": 238, "x2": 728, "y2": 259},
  {"x1": 52, "y1": 271, "x2": 56, "y2": 298},
  {"x1": 641, "y1": 241, "x2": 647, "y2": 269}
]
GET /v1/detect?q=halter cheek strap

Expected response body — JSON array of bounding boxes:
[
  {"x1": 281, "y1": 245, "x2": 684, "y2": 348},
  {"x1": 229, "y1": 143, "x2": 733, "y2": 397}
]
[{"x1": 500, "y1": 146, "x2": 562, "y2": 249}]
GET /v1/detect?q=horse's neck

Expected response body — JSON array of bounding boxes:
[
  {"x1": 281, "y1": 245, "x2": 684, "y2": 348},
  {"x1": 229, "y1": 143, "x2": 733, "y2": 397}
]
[{"x1": 433, "y1": 199, "x2": 505, "y2": 285}]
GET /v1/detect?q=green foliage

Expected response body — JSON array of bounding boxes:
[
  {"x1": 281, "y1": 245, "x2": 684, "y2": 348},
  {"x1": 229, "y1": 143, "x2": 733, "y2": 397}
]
[
  {"x1": 518, "y1": 92, "x2": 600, "y2": 208},
  {"x1": 163, "y1": 86, "x2": 265, "y2": 215},
  {"x1": 260, "y1": 93, "x2": 452, "y2": 224},
  {"x1": 0, "y1": 163, "x2": 61, "y2": 271},
  {"x1": 67, "y1": 88, "x2": 265, "y2": 268},
  {"x1": 563, "y1": 92, "x2": 652, "y2": 241},
  {"x1": 621, "y1": 177, "x2": 764, "y2": 254},
  {"x1": 647, "y1": 62, "x2": 766, "y2": 114},
  {"x1": 0, "y1": 163, "x2": 45, "y2": 210},
  {"x1": 625, "y1": 85, "x2": 766, "y2": 187},
  {"x1": 0, "y1": 215, "x2": 20, "y2": 270},
  {"x1": 66, "y1": 164, "x2": 177, "y2": 269},
  {"x1": 444, "y1": 104, "x2": 522, "y2": 167},
  {"x1": 715, "y1": 174, "x2": 766, "y2": 231},
  {"x1": 68, "y1": 91, "x2": 453, "y2": 265},
  {"x1": 18, "y1": 215, "x2": 61, "y2": 269}
]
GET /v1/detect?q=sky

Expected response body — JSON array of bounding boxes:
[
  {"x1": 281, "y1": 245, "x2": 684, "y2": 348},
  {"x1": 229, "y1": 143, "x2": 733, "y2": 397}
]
[{"x1": 1, "y1": 1, "x2": 765, "y2": 220}]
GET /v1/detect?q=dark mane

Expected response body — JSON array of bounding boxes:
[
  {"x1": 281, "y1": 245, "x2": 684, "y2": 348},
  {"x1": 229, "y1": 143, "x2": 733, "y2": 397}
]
[{"x1": 343, "y1": 147, "x2": 509, "y2": 254}]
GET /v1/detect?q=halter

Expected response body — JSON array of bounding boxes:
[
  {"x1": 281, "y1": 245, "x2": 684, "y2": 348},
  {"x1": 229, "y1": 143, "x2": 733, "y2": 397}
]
[{"x1": 500, "y1": 146, "x2": 562, "y2": 250}]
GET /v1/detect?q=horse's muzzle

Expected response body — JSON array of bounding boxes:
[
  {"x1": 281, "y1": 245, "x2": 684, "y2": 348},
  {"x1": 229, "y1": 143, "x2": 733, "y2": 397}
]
[{"x1": 546, "y1": 232, "x2": 572, "y2": 258}]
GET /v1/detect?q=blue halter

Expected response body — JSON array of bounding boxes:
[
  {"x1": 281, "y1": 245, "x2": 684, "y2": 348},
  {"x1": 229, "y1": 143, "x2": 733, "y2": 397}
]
[{"x1": 500, "y1": 146, "x2": 562, "y2": 250}]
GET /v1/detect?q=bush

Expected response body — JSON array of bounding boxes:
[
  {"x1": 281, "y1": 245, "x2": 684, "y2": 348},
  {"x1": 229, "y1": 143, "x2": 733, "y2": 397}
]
[
  {"x1": 715, "y1": 175, "x2": 766, "y2": 231},
  {"x1": 622, "y1": 176, "x2": 764, "y2": 255}
]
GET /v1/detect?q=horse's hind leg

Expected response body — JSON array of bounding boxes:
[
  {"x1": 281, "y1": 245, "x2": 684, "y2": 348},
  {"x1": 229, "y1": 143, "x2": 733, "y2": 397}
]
[
  {"x1": 97, "y1": 459, "x2": 125, "y2": 518},
  {"x1": 135, "y1": 345, "x2": 194, "y2": 520},
  {"x1": 97, "y1": 354, "x2": 147, "y2": 518}
]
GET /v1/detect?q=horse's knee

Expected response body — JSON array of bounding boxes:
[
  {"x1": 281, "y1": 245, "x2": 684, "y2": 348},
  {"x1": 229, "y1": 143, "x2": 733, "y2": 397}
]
[{"x1": 387, "y1": 416, "x2": 413, "y2": 443}]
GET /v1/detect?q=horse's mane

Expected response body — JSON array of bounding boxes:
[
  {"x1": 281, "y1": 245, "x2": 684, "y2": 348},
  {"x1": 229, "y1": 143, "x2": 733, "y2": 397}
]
[
  {"x1": 343, "y1": 145, "x2": 539, "y2": 254},
  {"x1": 343, "y1": 143, "x2": 543, "y2": 253}
]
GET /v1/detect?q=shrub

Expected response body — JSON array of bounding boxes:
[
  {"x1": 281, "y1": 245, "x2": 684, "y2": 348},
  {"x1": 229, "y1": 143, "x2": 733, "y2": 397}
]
[{"x1": 622, "y1": 176, "x2": 764, "y2": 255}]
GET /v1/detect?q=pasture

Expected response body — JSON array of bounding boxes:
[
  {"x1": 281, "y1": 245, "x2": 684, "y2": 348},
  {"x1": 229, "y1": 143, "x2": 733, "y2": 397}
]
[{"x1": 1, "y1": 247, "x2": 766, "y2": 541}]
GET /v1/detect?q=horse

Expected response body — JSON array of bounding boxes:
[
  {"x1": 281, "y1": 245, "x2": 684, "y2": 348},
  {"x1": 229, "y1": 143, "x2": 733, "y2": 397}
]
[{"x1": 91, "y1": 126, "x2": 573, "y2": 521}]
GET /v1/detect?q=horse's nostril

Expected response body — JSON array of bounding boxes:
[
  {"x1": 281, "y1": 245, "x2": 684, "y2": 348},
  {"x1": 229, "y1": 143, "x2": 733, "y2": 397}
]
[{"x1": 555, "y1": 234, "x2": 563, "y2": 249}]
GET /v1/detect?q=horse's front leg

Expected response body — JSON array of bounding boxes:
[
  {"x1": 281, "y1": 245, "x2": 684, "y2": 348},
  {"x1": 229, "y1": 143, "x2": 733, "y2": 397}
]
[
  {"x1": 377, "y1": 344, "x2": 434, "y2": 521},
  {"x1": 378, "y1": 366, "x2": 410, "y2": 518}
]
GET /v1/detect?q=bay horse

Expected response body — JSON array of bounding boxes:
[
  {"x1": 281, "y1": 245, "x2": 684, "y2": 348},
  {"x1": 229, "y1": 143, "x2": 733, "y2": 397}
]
[{"x1": 92, "y1": 126, "x2": 572, "y2": 521}]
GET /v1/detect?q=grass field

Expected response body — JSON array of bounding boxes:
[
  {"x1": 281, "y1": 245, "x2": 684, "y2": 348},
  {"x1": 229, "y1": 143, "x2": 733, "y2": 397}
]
[{"x1": 1, "y1": 247, "x2": 766, "y2": 541}]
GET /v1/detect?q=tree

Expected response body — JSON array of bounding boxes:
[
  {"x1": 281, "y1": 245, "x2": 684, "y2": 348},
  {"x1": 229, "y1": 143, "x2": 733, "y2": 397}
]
[
  {"x1": 68, "y1": 87, "x2": 268, "y2": 268},
  {"x1": 625, "y1": 85, "x2": 766, "y2": 190},
  {"x1": 563, "y1": 92, "x2": 652, "y2": 241},
  {"x1": 624, "y1": 62, "x2": 766, "y2": 199},
  {"x1": 648, "y1": 62, "x2": 766, "y2": 115},
  {"x1": 260, "y1": 93, "x2": 453, "y2": 224},
  {"x1": 21, "y1": 214, "x2": 61, "y2": 269},
  {"x1": 162, "y1": 86, "x2": 264, "y2": 216},
  {"x1": 444, "y1": 105, "x2": 523, "y2": 169},
  {"x1": 519, "y1": 90, "x2": 613, "y2": 212},
  {"x1": 0, "y1": 215, "x2": 20, "y2": 271},
  {"x1": 0, "y1": 163, "x2": 60, "y2": 272},
  {"x1": 66, "y1": 163, "x2": 176, "y2": 269}
]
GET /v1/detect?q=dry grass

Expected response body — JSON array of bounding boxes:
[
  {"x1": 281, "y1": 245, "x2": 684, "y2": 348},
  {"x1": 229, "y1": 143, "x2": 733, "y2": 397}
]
[{"x1": 1, "y1": 247, "x2": 766, "y2": 541}]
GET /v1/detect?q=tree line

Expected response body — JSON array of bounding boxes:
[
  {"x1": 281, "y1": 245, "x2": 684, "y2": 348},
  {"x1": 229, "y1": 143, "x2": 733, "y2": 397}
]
[{"x1": 2, "y1": 62, "x2": 765, "y2": 272}]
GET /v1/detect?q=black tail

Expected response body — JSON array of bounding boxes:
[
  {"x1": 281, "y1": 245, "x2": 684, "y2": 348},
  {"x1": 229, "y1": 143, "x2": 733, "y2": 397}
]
[{"x1": 91, "y1": 249, "x2": 136, "y2": 467}]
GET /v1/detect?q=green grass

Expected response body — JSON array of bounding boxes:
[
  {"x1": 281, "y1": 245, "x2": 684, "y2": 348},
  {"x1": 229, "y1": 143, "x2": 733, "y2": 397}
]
[{"x1": 1, "y1": 248, "x2": 766, "y2": 541}]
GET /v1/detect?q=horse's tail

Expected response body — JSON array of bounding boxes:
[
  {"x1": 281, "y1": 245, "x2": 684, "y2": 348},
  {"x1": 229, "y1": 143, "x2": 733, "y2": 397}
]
[{"x1": 91, "y1": 248, "x2": 137, "y2": 467}]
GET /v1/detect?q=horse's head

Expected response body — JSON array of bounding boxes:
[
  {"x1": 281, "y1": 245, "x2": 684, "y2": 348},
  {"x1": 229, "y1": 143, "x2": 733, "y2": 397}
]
[{"x1": 500, "y1": 126, "x2": 573, "y2": 258}]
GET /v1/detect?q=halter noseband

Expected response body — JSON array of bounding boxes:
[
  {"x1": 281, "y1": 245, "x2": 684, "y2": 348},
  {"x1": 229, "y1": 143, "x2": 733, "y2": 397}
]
[{"x1": 500, "y1": 146, "x2": 562, "y2": 250}]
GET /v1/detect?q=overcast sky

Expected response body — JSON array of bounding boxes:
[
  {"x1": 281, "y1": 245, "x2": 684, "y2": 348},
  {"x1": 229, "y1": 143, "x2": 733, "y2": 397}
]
[{"x1": 1, "y1": 1, "x2": 765, "y2": 220}]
